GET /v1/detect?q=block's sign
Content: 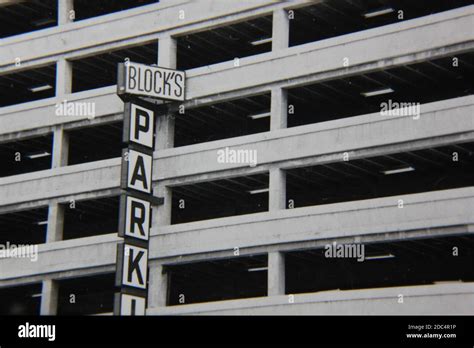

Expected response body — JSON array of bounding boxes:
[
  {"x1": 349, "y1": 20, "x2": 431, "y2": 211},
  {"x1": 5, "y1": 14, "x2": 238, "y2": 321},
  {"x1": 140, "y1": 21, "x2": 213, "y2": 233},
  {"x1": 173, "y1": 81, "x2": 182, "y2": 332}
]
[
  {"x1": 117, "y1": 62, "x2": 185, "y2": 102},
  {"x1": 115, "y1": 61, "x2": 180, "y2": 316}
]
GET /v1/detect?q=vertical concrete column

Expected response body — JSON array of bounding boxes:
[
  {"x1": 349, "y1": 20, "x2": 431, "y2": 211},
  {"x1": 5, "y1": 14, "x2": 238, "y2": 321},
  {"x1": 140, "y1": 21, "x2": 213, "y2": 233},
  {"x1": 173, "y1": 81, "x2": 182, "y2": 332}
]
[
  {"x1": 148, "y1": 264, "x2": 168, "y2": 308},
  {"x1": 51, "y1": 126, "x2": 69, "y2": 168},
  {"x1": 56, "y1": 59, "x2": 72, "y2": 97},
  {"x1": 155, "y1": 115, "x2": 175, "y2": 150},
  {"x1": 269, "y1": 167, "x2": 286, "y2": 211},
  {"x1": 270, "y1": 87, "x2": 288, "y2": 131},
  {"x1": 272, "y1": 8, "x2": 289, "y2": 51},
  {"x1": 57, "y1": 0, "x2": 74, "y2": 26},
  {"x1": 158, "y1": 35, "x2": 177, "y2": 69},
  {"x1": 40, "y1": 279, "x2": 59, "y2": 315},
  {"x1": 153, "y1": 184, "x2": 172, "y2": 226},
  {"x1": 46, "y1": 202, "x2": 64, "y2": 242},
  {"x1": 155, "y1": 35, "x2": 178, "y2": 150},
  {"x1": 268, "y1": 251, "x2": 285, "y2": 296}
]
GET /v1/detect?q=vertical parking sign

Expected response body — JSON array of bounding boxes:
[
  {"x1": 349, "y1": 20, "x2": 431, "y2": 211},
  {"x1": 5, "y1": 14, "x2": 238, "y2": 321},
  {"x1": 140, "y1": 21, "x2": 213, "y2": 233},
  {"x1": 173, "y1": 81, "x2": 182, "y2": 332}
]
[{"x1": 114, "y1": 63, "x2": 184, "y2": 315}]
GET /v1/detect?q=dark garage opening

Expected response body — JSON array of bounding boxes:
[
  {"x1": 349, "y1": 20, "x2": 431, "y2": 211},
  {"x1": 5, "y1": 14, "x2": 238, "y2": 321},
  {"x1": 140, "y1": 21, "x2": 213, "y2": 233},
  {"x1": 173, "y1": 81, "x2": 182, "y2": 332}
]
[
  {"x1": 286, "y1": 142, "x2": 474, "y2": 209},
  {"x1": 57, "y1": 273, "x2": 114, "y2": 315},
  {"x1": 172, "y1": 173, "x2": 269, "y2": 224},
  {"x1": 0, "y1": 133, "x2": 53, "y2": 178},
  {"x1": 0, "y1": 64, "x2": 56, "y2": 107},
  {"x1": 167, "y1": 255, "x2": 267, "y2": 305},
  {"x1": 177, "y1": 15, "x2": 272, "y2": 70},
  {"x1": 289, "y1": 0, "x2": 474, "y2": 47},
  {"x1": 174, "y1": 93, "x2": 271, "y2": 147},
  {"x1": 71, "y1": 41, "x2": 157, "y2": 93},
  {"x1": 0, "y1": 207, "x2": 48, "y2": 245},
  {"x1": 0, "y1": 283, "x2": 42, "y2": 315},
  {"x1": 287, "y1": 52, "x2": 474, "y2": 128},
  {"x1": 67, "y1": 122, "x2": 122, "y2": 165},
  {"x1": 286, "y1": 235, "x2": 474, "y2": 295},
  {"x1": 0, "y1": 0, "x2": 56, "y2": 39},
  {"x1": 62, "y1": 196, "x2": 119, "y2": 240},
  {"x1": 73, "y1": 0, "x2": 158, "y2": 21}
]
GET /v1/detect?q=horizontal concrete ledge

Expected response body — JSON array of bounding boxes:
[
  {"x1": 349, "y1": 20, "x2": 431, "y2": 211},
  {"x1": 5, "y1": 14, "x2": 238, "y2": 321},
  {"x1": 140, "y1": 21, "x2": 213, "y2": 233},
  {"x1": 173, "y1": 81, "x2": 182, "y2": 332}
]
[
  {"x1": 147, "y1": 282, "x2": 474, "y2": 315},
  {"x1": 155, "y1": 186, "x2": 474, "y2": 236},
  {"x1": 0, "y1": 187, "x2": 473, "y2": 280},
  {"x1": 0, "y1": 95, "x2": 473, "y2": 208},
  {"x1": 156, "y1": 95, "x2": 474, "y2": 181},
  {"x1": 151, "y1": 187, "x2": 474, "y2": 258},
  {"x1": 156, "y1": 94, "x2": 474, "y2": 159},
  {"x1": 1, "y1": 8, "x2": 474, "y2": 135}
]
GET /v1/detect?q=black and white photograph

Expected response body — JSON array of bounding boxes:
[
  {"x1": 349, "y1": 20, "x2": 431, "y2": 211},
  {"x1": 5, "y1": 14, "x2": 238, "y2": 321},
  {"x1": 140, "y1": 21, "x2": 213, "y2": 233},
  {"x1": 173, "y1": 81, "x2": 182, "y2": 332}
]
[{"x1": 0, "y1": 0, "x2": 473, "y2": 345}]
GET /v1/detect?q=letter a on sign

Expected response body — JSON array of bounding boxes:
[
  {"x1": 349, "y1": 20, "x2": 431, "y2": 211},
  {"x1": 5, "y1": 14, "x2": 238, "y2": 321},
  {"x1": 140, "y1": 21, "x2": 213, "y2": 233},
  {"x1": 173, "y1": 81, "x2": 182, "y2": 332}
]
[
  {"x1": 122, "y1": 149, "x2": 153, "y2": 194},
  {"x1": 116, "y1": 244, "x2": 148, "y2": 289},
  {"x1": 119, "y1": 195, "x2": 151, "y2": 241},
  {"x1": 123, "y1": 102, "x2": 155, "y2": 149}
]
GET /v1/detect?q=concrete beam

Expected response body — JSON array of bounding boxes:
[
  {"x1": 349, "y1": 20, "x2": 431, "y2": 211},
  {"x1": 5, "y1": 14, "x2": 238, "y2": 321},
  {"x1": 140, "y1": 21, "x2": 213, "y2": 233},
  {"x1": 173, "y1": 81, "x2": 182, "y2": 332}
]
[
  {"x1": 51, "y1": 126, "x2": 69, "y2": 168},
  {"x1": 270, "y1": 87, "x2": 287, "y2": 130},
  {"x1": 151, "y1": 187, "x2": 474, "y2": 259},
  {"x1": 158, "y1": 36, "x2": 177, "y2": 69},
  {"x1": 46, "y1": 202, "x2": 64, "y2": 242},
  {"x1": 269, "y1": 167, "x2": 286, "y2": 211},
  {"x1": 267, "y1": 252, "x2": 285, "y2": 296},
  {"x1": 272, "y1": 8, "x2": 289, "y2": 51},
  {"x1": 155, "y1": 36, "x2": 177, "y2": 151},
  {"x1": 148, "y1": 263, "x2": 168, "y2": 308},
  {"x1": 147, "y1": 283, "x2": 474, "y2": 315},
  {"x1": 0, "y1": 157, "x2": 120, "y2": 207},
  {"x1": 55, "y1": 59, "x2": 72, "y2": 97},
  {"x1": 57, "y1": 0, "x2": 74, "y2": 26},
  {"x1": 153, "y1": 184, "x2": 173, "y2": 227}
]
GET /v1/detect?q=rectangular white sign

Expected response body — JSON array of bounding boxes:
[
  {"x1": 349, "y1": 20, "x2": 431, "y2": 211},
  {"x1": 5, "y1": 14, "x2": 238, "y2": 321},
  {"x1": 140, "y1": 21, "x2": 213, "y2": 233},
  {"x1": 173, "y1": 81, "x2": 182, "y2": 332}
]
[
  {"x1": 122, "y1": 149, "x2": 153, "y2": 194},
  {"x1": 117, "y1": 244, "x2": 148, "y2": 290},
  {"x1": 118, "y1": 62, "x2": 185, "y2": 101},
  {"x1": 124, "y1": 102, "x2": 155, "y2": 149},
  {"x1": 119, "y1": 195, "x2": 151, "y2": 241}
]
